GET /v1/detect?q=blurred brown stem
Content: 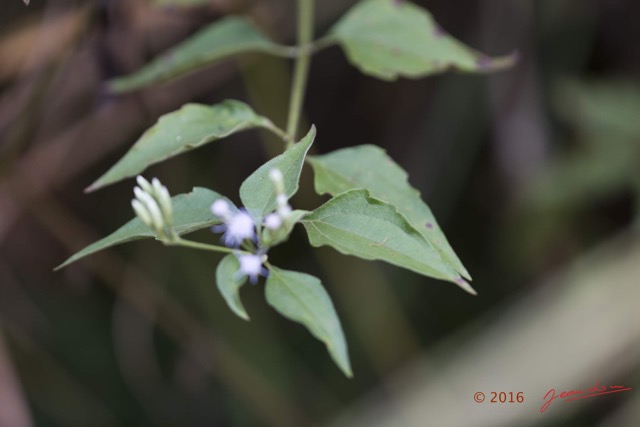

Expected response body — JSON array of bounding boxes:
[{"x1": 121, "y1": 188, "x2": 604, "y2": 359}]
[{"x1": 0, "y1": 326, "x2": 34, "y2": 427}]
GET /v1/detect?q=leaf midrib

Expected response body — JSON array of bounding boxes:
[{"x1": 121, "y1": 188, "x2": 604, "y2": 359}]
[
  {"x1": 268, "y1": 269, "x2": 332, "y2": 344},
  {"x1": 302, "y1": 218, "x2": 441, "y2": 268}
]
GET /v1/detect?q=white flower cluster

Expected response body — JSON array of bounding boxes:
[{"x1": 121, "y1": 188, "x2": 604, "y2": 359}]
[
  {"x1": 209, "y1": 168, "x2": 293, "y2": 283},
  {"x1": 131, "y1": 176, "x2": 175, "y2": 240}
]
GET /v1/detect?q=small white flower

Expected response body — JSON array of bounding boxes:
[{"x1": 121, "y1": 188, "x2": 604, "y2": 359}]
[
  {"x1": 217, "y1": 210, "x2": 255, "y2": 247},
  {"x1": 264, "y1": 213, "x2": 282, "y2": 230},
  {"x1": 210, "y1": 200, "x2": 256, "y2": 247},
  {"x1": 238, "y1": 254, "x2": 262, "y2": 276},
  {"x1": 276, "y1": 194, "x2": 288, "y2": 206},
  {"x1": 227, "y1": 211, "x2": 255, "y2": 241},
  {"x1": 211, "y1": 199, "x2": 230, "y2": 219},
  {"x1": 237, "y1": 253, "x2": 267, "y2": 284}
]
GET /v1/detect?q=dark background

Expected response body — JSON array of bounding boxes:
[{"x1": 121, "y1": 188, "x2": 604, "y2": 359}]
[{"x1": 1, "y1": 0, "x2": 639, "y2": 426}]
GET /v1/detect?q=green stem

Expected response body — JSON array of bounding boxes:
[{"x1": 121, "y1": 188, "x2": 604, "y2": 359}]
[
  {"x1": 169, "y1": 238, "x2": 249, "y2": 255},
  {"x1": 285, "y1": 0, "x2": 315, "y2": 146},
  {"x1": 311, "y1": 35, "x2": 338, "y2": 52},
  {"x1": 269, "y1": 38, "x2": 336, "y2": 59},
  {"x1": 265, "y1": 121, "x2": 293, "y2": 145}
]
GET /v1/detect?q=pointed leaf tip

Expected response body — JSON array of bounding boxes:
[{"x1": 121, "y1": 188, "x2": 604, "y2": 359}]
[
  {"x1": 302, "y1": 189, "x2": 462, "y2": 283},
  {"x1": 56, "y1": 187, "x2": 233, "y2": 270},
  {"x1": 108, "y1": 17, "x2": 289, "y2": 93},
  {"x1": 330, "y1": 0, "x2": 515, "y2": 80},
  {"x1": 456, "y1": 277, "x2": 477, "y2": 296},
  {"x1": 88, "y1": 101, "x2": 274, "y2": 191},
  {"x1": 216, "y1": 254, "x2": 251, "y2": 320},
  {"x1": 265, "y1": 266, "x2": 352, "y2": 377},
  {"x1": 308, "y1": 145, "x2": 471, "y2": 281}
]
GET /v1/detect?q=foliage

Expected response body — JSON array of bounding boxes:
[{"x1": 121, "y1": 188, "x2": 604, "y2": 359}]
[
  {"x1": 59, "y1": 0, "x2": 513, "y2": 375},
  {"x1": 327, "y1": 0, "x2": 516, "y2": 80},
  {"x1": 109, "y1": 18, "x2": 291, "y2": 93}
]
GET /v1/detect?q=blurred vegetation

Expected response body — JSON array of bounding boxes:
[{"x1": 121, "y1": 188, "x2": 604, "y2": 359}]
[{"x1": 0, "y1": 0, "x2": 638, "y2": 426}]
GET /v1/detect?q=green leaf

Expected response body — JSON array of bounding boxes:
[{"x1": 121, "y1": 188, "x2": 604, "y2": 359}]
[
  {"x1": 88, "y1": 100, "x2": 276, "y2": 192},
  {"x1": 308, "y1": 145, "x2": 470, "y2": 280},
  {"x1": 265, "y1": 266, "x2": 352, "y2": 377},
  {"x1": 240, "y1": 126, "x2": 315, "y2": 220},
  {"x1": 56, "y1": 187, "x2": 231, "y2": 270},
  {"x1": 109, "y1": 17, "x2": 291, "y2": 93},
  {"x1": 302, "y1": 189, "x2": 475, "y2": 294},
  {"x1": 328, "y1": 0, "x2": 516, "y2": 81},
  {"x1": 216, "y1": 254, "x2": 250, "y2": 321}
]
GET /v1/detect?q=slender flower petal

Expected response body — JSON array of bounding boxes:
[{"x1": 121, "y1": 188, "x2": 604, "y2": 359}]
[
  {"x1": 131, "y1": 199, "x2": 152, "y2": 227},
  {"x1": 152, "y1": 178, "x2": 173, "y2": 222},
  {"x1": 136, "y1": 175, "x2": 154, "y2": 194},
  {"x1": 134, "y1": 188, "x2": 164, "y2": 231},
  {"x1": 133, "y1": 186, "x2": 147, "y2": 201},
  {"x1": 151, "y1": 177, "x2": 162, "y2": 192}
]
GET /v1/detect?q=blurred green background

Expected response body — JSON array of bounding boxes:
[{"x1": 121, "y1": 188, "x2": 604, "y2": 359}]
[{"x1": 1, "y1": 0, "x2": 639, "y2": 426}]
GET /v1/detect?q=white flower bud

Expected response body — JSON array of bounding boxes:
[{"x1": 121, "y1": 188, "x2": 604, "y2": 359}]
[
  {"x1": 269, "y1": 168, "x2": 285, "y2": 194},
  {"x1": 277, "y1": 204, "x2": 292, "y2": 219},
  {"x1": 211, "y1": 199, "x2": 230, "y2": 218},
  {"x1": 133, "y1": 186, "x2": 146, "y2": 201},
  {"x1": 136, "y1": 175, "x2": 154, "y2": 194},
  {"x1": 264, "y1": 213, "x2": 282, "y2": 230},
  {"x1": 135, "y1": 189, "x2": 164, "y2": 231},
  {"x1": 131, "y1": 199, "x2": 152, "y2": 227},
  {"x1": 276, "y1": 194, "x2": 288, "y2": 207},
  {"x1": 151, "y1": 178, "x2": 172, "y2": 222}
]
